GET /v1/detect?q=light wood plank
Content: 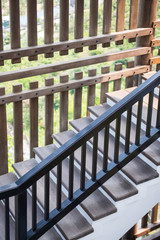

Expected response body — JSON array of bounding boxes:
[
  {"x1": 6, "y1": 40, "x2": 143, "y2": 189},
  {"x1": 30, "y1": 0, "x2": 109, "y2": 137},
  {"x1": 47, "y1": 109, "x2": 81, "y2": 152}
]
[
  {"x1": 126, "y1": 60, "x2": 135, "y2": 88},
  {"x1": 60, "y1": 0, "x2": 69, "y2": 55},
  {"x1": 152, "y1": 38, "x2": 160, "y2": 47},
  {"x1": 116, "y1": 0, "x2": 125, "y2": 45},
  {"x1": 89, "y1": 0, "x2": 98, "y2": 50},
  {"x1": 44, "y1": 0, "x2": 54, "y2": 58},
  {"x1": 153, "y1": 20, "x2": 160, "y2": 28},
  {"x1": 100, "y1": 66, "x2": 110, "y2": 103},
  {"x1": 75, "y1": 0, "x2": 84, "y2": 53},
  {"x1": 13, "y1": 84, "x2": 23, "y2": 163},
  {"x1": 60, "y1": 75, "x2": 68, "y2": 131},
  {"x1": 103, "y1": 0, "x2": 112, "y2": 47},
  {"x1": 114, "y1": 63, "x2": 122, "y2": 90},
  {"x1": 30, "y1": 81, "x2": 38, "y2": 158},
  {"x1": 45, "y1": 78, "x2": 54, "y2": 145},
  {"x1": 129, "y1": 0, "x2": 138, "y2": 42},
  {"x1": 74, "y1": 72, "x2": 83, "y2": 119}
]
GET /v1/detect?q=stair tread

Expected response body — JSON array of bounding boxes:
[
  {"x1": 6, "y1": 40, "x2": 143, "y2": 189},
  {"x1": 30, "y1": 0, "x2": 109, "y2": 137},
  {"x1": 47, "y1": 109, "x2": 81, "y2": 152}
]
[
  {"x1": 13, "y1": 159, "x2": 93, "y2": 240},
  {"x1": 53, "y1": 130, "x2": 138, "y2": 201},
  {"x1": 69, "y1": 117, "x2": 158, "y2": 185},
  {"x1": 34, "y1": 143, "x2": 117, "y2": 221},
  {"x1": 142, "y1": 230, "x2": 160, "y2": 240},
  {"x1": 142, "y1": 71, "x2": 157, "y2": 80},
  {"x1": 88, "y1": 103, "x2": 110, "y2": 117}
]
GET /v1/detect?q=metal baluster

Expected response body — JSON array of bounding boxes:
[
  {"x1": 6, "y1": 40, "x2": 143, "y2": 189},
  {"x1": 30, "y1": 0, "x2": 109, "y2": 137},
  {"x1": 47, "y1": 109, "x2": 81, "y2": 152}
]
[
  {"x1": 92, "y1": 133, "x2": 98, "y2": 181},
  {"x1": 125, "y1": 108, "x2": 132, "y2": 154},
  {"x1": 114, "y1": 117, "x2": 121, "y2": 163},
  {"x1": 135, "y1": 99, "x2": 143, "y2": 145},
  {"x1": 44, "y1": 173, "x2": 49, "y2": 220},
  {"x1": 32, "y1": 182, "x2": 37, "y2": 230},
  {"x1": 103, "y1": 125, "x2": 109, "y2": 171},
  {"x1": 69, "y1": 153, "x2": 74, "y2": 200},
  {"x1": 146, "y1": 91, "x2": 154, "y2": 136},
  {"x1": 156, "y1": 87, "x2": 160, "y2": 128},
  {"x1": 57, "y1": 163, "x2": 62, "y2": 210},
  {"x1": 80, "y1": 143, "x2": 86, "y2": 190},
  {"x1": 5, "y1": 198, "x2": 10, "y2": 240}
]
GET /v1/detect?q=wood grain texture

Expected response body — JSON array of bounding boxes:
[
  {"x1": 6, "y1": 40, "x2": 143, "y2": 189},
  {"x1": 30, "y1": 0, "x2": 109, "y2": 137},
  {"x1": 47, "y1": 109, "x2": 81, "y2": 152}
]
[
  {"x1": 74, "y1": 72, "x2": 83, "y2": 119},
  {"x1": 9, "y1": 0, "x2": 21, "y2": 64},
  {"x1": 60, "y1": 0, "x2": 69, "y2": 55},
  {"x1": 103, "y1": 0, "x2": 112, "y2": 47},
  {"x1": 60, "y1": 75, "x2": 68, "y2": 132},
  {"x1": 45, "y1": 78, "x2": 54, "y2": 145},
  {"x1": 116, "y1": 0, "x2": 125, "y2": 45},
  {"x1": 75, "y1": 0, "x2": 84, "y2": 53},
  {"x1": 13, "y1": 84, "x2": 23, "y2": 163},
  {"x1": 27, "y1": 0, "x2": 38, "y2": 61},
  {"x1": 89, "y1": 0, "x2": 98, "y2": 50},
  {"x1": 129, "y1": 0, "x2": 138, "y2": 42},
  {"x1": 0, "y1": 88, "x2": 8, "y2": 174},
  {"x1": 114, "y1": 63, "x2": 122, "y2": 91},
  {"x1": 29, "y1": 81, "x2": 38, "y2": 158},
  {"x1": 0, "y1": 0, "x2": 3, "y2": 66},
  {"x1": 44, "y1": 0, "x2": 54, "y2": 58},
  {"x1": 87, "y1": 69, "x2": 96, "y2": 115},
  {"x1": 156, "y1": 48, "x2": 160, "y2": 71},
  {"x1": 100, "y1": 66, "x2": 110, "y2": 103},
  {"x1": 126, "y1": 60, "x2": 135, "y2": 88}
]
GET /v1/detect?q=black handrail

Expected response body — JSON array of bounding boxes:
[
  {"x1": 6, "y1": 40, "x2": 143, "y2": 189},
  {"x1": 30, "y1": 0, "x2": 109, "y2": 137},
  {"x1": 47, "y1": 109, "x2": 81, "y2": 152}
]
[{"x1": 0, "y1": 71, "x2": 160, "y2": 239}]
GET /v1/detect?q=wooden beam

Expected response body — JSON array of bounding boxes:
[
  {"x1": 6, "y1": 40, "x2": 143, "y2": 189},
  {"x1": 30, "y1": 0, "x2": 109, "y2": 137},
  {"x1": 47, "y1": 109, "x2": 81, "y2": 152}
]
[
  {"x1": 153, "y1": 20, "x2": 160, "y2": 28},
  {"x1": 150, "y1": 56, "x2": 160, "y2": 65},
  {"x1": 151, "y1": 38, "x2": 160, "y2": 47},
  {"x1": 0, "y1": 28, "x2": 153, "y2": 61},
  {"x1": 0, "y1": 65, "x2": 149, "y2": 105},
  {"x1": 0, "y1": 47, "x2": 151, "y2": 82}
]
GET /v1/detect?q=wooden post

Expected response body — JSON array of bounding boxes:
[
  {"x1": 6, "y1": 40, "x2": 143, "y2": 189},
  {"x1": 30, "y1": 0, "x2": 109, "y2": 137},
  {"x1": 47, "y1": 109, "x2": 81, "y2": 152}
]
[
  {"x1": 60, "y1": 75, "x2": 69, "y2": 132},
  {"x1": 74, "y1": 72, "x2": 83, "y2": 119},
  {"x1": 100, "y1": 66, "x2": 110, "y2": 103},
  {"x1": 136, "y1": 0, "x2": 158, "y2": 67},
  {"x1": 0, "y1": 0, "x2": 4, "y2": 66}
]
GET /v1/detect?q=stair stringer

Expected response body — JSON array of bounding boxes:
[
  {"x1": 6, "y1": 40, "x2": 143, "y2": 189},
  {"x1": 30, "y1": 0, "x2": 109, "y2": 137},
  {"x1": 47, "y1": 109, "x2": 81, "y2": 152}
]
[{"x1": 80, "y1": 170, "x2": 160, "y2": 240}]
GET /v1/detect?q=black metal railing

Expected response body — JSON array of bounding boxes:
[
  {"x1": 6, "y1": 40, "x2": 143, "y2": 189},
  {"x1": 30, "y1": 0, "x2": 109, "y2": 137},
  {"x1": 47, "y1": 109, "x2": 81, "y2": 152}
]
[{"x1": 0, "y1": 71, "x2": 160, "y2": 240}]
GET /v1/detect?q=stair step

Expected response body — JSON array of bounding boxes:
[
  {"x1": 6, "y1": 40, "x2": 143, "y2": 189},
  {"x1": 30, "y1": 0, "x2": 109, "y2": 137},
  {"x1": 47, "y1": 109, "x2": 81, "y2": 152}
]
[
  {"x1": 0, "y1": 172, "x2": 16, "y2": 240},
  {"x1": 143, "y1": 231, "x2": 160, "y2": 240},
  {"x1": 34, "y1": 144, "x2": 117, "y2": 221},
  {"x1": 53, "y1": 130, "x2": 138, "y2": 201},
  {"x1": 69, "y1": 117, "x2": 158, "y2": 184},
  {"x1": 13, "y1": 159, "x2": 94, "y2": 240},
  {"x1": 105, "y1": 88, "x2": 160, "y2": 166}
]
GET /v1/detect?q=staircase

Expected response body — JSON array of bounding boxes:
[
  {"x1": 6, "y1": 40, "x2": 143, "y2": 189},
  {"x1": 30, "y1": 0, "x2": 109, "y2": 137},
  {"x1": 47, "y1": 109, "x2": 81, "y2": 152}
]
[{"x1": 1, "y1": 73, "x2": 160, "y2": 240}]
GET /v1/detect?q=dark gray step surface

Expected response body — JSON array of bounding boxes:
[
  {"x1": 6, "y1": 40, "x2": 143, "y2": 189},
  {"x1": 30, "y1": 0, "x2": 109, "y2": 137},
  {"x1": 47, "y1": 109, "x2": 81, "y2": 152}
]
[
  {"x1": 142, "y1": 231, "x2": 160, "y2": 240},
  {"x1": 13, "y1": 159, "x2": 93, "y2": 240},
  {"x1": 34, "y1": 145, "x2": 117, "y2": 221},
  {"x1": 106, "y1": 88, "x2": 160, "y2": 166},
  {"x1": 69, "y1": 117, "x2": 158, "y2": 184},
  {"x1": 0, "y1": 172, "x2": 62, "y2": 240},
  {"x1": 53, "y1": 130, "x2": 138, "y2": 201}
]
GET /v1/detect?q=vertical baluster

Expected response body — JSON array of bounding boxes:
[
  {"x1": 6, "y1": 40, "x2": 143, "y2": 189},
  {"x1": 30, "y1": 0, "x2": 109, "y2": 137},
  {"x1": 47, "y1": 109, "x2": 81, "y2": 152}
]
[
  {"x1": 92, "y1": 133, "x2": 98, "y2": 181},
  {"x1": 15, "y1": 190, "x2": 27, "y2": 240},
  {"x1": 45, "y1": 78, "x2": 54, "y2": 145},
  {"x1": 69, "y1": 153, "x2": 74, "y2": 200},
  {"x1": 100, "y1": 66, "x2": 110, "y2": 104},
  {"x1": 141, "y1": 213, "x2": 148, "y2": 228},
  {"x1": 27, "y1": 0, "x2": 37, "y2": 61},
  {"x1": 114, "y1": 117, "x2": 121, "y2": 163},
  {"x1": 125, "y1": 61, "x2": 135, "y2": 88},
  {"x1": 0, "y1": 88, "x2": 8, "y2": 175},
  {"x1": 60, "y1": 75, "x2": 68, "y2": 132},
  {"x1": 156, "y1": 88, "x2": 160, "y2": 128},
  {"x1": 44, "y1": 173, "x2": 50, "y2": 220},
  {"x1": 32, "y1": 182, "x2": 37, "y2": 230},
  {"x1": 89, "y1": 0, "x2": 98, "y2": 50},
  {"x1": 80, "y1": 143, "x2": 86, "y2": 190},
  {"x1": 151, "y1": 203, "x2": 159, "y2": 224},
  {"x1": 60, "y1": 0, "x2": 69, "y2": 55},
  {"x1": 13, "y1": 84, "x2": 23, "y2": 163},
  {"x1": 87, "y1": 69, "x2": 96, "y2": 116},
  {"x1": 75, "y1": 0, "x2": 84, "y2": 53},
  {"x1": 0, "y1": 0, "x2": 4, "y2": 66},
  {"x1": 103, "y1": 0, "x2": 112, "y2": 48},
  {"x1": 103, "y1": 125, "x2": 109, "y2": 171},
  {"x1": 116, "y1": 0, "x2": 125, "y2": 45},
  {"x1": 30, "y1": 81, "x2": 38, "y2": 158},
  {"x1": 5, "y1": 198, "x2": 10, "y2": 240},
  {"x1": 114, "y1": 63, "x2": 122, "y2": 91},
  {"x1": 74, "y1": 72, "x2": 83, "y2": 119},
  {"x1": 146, "y1": 91, "x2": 154, "y2": 137},
  {"x1": 125, "y1": 108, "x2": 132, "y2": 154},
  {"x1": 135, "y1": 99, "x2": 143, "y2": 145},
  {"x1": 9, "y1": 0, "x2": 21, "y2": 64},
  {"x1": 57, "y1": 162, "x2": 62, "y2": 210},
  {"x1": 44, "y1": 0, "x2": 54, "y2": 58},
  {"x1": 129, "y1": 0, "x2": 138, "y2": 43}
]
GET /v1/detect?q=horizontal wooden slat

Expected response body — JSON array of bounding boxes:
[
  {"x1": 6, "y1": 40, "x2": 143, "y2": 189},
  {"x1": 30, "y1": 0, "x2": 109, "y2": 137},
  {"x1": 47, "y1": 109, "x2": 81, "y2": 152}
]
[
  {"x1": 0, "y1": 28, "x2": 152, "y2": 61},
  {"x1": 0, "y1": 47, "x2": 150, "y2": 82},
  {"x1": 151, "y1": 38, "x2": 160, "y2": 47},
  {"x1": 153, "y1": 20, "x2": 160, "y2": 28},
  {"x1": 150, "y1": 56, "x2": 160, "y2": 65},
  {"x1": 0, "y1": 65, "x2": 149, "y2": 104}
]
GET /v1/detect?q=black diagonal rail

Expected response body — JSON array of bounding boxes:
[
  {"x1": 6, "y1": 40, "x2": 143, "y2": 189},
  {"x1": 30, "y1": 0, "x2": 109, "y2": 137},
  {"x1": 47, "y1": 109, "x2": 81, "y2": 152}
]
[{"x1": 0, "y1": 71, "x2": 160, "y2": 240}]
